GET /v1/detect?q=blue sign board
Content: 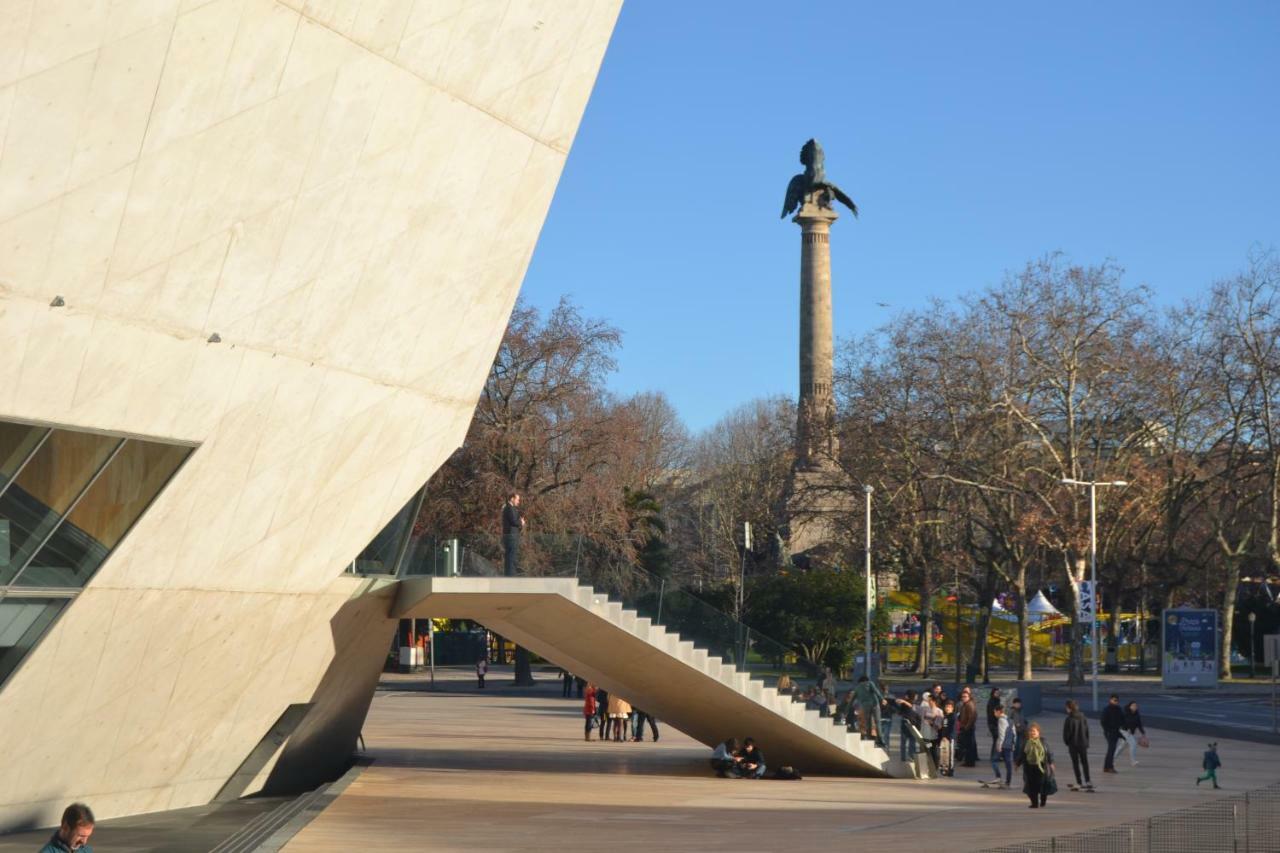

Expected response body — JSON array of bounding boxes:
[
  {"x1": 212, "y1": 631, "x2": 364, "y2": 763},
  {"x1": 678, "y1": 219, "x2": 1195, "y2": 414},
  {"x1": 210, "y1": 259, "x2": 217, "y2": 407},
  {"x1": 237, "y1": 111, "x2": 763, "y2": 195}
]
[{"x1": 1162, "y1": 608, "x2": 1218, "y2": 688}]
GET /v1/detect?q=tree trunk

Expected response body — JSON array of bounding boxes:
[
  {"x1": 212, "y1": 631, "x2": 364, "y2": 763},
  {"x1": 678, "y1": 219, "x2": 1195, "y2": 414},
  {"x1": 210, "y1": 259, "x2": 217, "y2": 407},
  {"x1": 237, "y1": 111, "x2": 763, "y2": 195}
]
[
  {"x1": 1065, "y1": 557, "x2": 1085, "y2": 686},
  {"x1": 968, "y1": 565, "x2": 998, "y2": 683},
  {"x1": 513, "y1": 646, "x2": 535, "y2": 685},
  {"x1": 1106, "y1": 581, "x2": 1121, "y2": 674},
  {"x1": 915, "y1": 578, "x2": 932, "y2": 676},
  {"x1": 1017, "y1": 594, "x2": 1032, "y2": 681},
  {"x1": 1219, "y1": 557, "x2": 1241, "y2": 681}
]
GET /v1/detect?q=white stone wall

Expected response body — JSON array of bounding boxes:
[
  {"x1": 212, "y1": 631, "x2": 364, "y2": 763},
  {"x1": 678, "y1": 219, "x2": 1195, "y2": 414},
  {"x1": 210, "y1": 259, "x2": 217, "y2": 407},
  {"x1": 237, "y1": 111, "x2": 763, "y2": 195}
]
[{"x1": 0, "y1": 0, "x2": 620, "y2": 827}]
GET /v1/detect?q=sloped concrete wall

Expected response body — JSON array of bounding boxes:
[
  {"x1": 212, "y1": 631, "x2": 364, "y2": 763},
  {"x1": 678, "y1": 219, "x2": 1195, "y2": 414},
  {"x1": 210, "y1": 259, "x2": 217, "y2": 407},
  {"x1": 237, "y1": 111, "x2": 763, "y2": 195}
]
[{"x1": 0, "y1": 0, "x2": 620, "y2": 829}]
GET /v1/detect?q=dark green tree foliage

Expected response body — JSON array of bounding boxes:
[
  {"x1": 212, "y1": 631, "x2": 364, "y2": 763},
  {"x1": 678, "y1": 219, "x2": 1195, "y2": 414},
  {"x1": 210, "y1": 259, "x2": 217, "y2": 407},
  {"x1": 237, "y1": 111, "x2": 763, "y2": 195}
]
[
  {"x1": 624, "y1": 487, "x2": 670, "y2": 578},
  {"x1": 747, "y1": 570, "x2": 868, "y2": 671}
]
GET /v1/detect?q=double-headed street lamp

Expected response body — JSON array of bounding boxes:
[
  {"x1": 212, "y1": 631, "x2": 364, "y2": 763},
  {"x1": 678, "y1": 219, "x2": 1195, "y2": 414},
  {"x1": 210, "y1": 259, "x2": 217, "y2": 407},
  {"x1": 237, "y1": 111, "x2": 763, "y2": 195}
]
[{"x1": 1061, "y1": 478, "x2": 1128, "y2": 712}]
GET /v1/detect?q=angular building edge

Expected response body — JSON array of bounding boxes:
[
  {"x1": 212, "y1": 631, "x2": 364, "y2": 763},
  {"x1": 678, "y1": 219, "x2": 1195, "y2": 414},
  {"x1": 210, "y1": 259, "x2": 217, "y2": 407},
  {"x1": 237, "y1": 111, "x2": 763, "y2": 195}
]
[{"x1": 0, "y1": 1, "x2": 622, "y2": 830}]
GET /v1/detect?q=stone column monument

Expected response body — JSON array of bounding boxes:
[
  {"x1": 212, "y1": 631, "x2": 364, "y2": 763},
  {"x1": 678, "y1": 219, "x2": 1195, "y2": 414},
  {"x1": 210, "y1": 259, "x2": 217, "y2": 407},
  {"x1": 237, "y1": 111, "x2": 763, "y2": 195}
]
[{"x1": 780, "y1": 139, "x2": 858, "y2": 562}]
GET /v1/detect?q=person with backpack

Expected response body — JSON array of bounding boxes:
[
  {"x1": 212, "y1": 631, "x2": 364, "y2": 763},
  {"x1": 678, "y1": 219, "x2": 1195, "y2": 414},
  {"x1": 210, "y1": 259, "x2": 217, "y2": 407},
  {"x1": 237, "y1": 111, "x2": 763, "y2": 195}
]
[{"x1": 1063, "y1": 699, "x2": 1093, "y2": 791}]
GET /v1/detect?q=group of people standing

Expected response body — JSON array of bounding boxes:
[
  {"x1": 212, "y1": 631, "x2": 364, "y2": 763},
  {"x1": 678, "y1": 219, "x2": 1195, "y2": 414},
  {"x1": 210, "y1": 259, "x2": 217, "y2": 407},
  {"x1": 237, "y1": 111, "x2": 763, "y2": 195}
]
[{"x1": 581, "y1": 684, "x2": 659, "y2": 742}]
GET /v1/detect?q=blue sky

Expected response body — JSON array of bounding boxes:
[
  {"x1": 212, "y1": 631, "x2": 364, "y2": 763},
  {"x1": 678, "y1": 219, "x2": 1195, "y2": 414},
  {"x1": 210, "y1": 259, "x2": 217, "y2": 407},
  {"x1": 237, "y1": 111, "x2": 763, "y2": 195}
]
[{"x1": 520, "y1": 2, "x2": 1280, "y2": 432}]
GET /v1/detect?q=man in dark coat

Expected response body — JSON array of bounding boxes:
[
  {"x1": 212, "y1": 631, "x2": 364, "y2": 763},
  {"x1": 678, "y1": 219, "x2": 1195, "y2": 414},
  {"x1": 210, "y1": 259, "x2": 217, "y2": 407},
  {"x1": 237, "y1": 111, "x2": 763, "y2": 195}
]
[
  {"x1": 1100, "y1": 693, "x2": 1125, "y2": 773},
  {"x1": 1063, "y1": 699, "x2": 1092, "y2": 789},
  {"x1": 501, "y1": 492, "x2": 524, "y2": 576}
]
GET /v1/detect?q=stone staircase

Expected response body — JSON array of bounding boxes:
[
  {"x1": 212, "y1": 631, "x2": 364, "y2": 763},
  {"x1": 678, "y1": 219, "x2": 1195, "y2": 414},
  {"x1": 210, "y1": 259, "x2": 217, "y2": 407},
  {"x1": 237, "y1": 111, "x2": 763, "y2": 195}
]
[{"x1": 392, "y1": 575, "x2": 913, "y2": 778}]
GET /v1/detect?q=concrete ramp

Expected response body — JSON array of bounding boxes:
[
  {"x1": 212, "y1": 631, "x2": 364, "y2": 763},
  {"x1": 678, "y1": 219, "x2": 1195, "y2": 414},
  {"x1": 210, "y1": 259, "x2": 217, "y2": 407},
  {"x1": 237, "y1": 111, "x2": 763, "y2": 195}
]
[{"x1": 393, "y1": 576, "x2": 910, "y2": 778}]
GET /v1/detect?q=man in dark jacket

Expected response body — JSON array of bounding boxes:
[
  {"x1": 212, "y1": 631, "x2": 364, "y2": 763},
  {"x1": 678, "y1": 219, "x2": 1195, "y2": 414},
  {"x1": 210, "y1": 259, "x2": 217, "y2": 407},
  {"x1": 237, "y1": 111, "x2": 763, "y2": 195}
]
[
  {"x1": 957, "y1": 687, "x2": 978, "y2": 767},
  {"x1": 1063, "y1": 699, "x2": 1092, "y2": 790},
  {"x1": 985, "y1": 687, "x2": 1003, "y2": 754},
  {"x1": 501, "y1": 492, "x2": 525, "y2": 576},
  {"x1": 1100, "y1": 693, "x2": 1125, "y2": 773}
]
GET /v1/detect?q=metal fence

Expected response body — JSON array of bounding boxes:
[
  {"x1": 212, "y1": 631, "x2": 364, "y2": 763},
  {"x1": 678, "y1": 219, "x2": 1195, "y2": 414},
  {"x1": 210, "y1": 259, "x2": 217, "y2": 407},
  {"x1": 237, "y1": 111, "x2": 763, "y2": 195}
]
[{"x1": 980, "y1": 782, "x2": 1280, "y2": 853}]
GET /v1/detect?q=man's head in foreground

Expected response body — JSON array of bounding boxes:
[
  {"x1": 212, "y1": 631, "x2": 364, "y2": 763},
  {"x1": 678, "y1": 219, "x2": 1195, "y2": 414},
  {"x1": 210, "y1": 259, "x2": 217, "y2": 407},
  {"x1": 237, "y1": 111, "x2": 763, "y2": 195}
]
[{"x1": 57, "y1": 803, "x2": 95, "y2": 850}]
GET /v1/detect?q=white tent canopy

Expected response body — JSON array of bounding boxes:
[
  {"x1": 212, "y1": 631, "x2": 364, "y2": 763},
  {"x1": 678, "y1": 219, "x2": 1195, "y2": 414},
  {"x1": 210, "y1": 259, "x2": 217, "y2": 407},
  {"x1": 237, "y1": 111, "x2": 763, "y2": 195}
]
[{"x1": 1027, "y1": 590, "x2": 1062, "y2": 620}]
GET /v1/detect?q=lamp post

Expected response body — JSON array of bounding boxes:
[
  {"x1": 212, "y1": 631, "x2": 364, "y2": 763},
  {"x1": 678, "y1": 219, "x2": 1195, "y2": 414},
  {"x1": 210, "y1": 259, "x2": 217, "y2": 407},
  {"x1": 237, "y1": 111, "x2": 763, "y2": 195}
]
[
  {"x1": 1061, "y1": 478, "x2": 1128, "y2": 712},
  {"x1": 864, "y1": 484, "x2": 873, "y2": 680},
  {"x1": 1249, "y1": 611, "x2": 1258, "y2": 679}
]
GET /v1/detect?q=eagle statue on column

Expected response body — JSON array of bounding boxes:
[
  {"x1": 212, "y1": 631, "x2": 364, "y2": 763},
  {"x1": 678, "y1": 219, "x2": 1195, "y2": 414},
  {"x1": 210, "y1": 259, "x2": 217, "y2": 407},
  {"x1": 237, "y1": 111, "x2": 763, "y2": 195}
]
[{"x1": 780, "y1": 139, "x2": 859, "y2": 218}]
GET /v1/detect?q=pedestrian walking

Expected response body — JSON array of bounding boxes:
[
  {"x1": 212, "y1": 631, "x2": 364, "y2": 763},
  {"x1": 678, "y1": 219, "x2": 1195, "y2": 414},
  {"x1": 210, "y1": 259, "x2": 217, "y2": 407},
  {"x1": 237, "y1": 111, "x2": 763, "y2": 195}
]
[
  {"x1": 1101, "y1": 694, "x2": 1124, "y2": 773},
  {"x1": 501, "y1": 492, "x2": 525, "y2": 576},
  {"x1": 561, "y1": 669, "x2": 574, "y2": 698},
  {"x1": 1115, "y1": 700, "x2": 1146, "y2": 766},
  {"x1": 1017, "y1": 723, "x2": 1057, "y2": 808},
  {"x1": 1062, "y1": 699, "x2": 1093, "y2": 791},
  {"x1": 853, "y1": 676, "x2": 883, "y2": 743},
  {"x1": 988, "y1": 704, "x2": 1015, "y2": 787},
  {"x1": 1196, "y1": 743, "x2": 1223, "y2": 789},
  {"x1": 476, "y1": 655, "x2": 488, "y2": 689}
]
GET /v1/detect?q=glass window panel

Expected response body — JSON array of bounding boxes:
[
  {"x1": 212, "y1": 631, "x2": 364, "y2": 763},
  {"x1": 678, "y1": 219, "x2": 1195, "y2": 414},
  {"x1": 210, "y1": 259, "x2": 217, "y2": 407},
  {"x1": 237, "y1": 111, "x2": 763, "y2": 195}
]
[
  {"x1": 0, "y1": 422, "x2": 48, "y2": 494},
  {"x1": 0, "y1": 430, "x2": 120, "y2": 584},
  {"x1": 0, "y1": 597, "x2": 68, "y2": 685},
  {"x1": 352, "y1": 496, "x2": 416, "y2": 575},
  {"x1": 15, "y1": 439, "x2": 190, "y2": 589}
]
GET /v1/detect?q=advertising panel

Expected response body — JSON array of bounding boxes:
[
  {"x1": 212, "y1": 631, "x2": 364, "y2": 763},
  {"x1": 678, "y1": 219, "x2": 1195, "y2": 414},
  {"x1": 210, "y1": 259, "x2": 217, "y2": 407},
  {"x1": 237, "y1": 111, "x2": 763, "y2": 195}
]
[{"x1": 1162, "y1": 608, "x2": 1219, "y2": 688}]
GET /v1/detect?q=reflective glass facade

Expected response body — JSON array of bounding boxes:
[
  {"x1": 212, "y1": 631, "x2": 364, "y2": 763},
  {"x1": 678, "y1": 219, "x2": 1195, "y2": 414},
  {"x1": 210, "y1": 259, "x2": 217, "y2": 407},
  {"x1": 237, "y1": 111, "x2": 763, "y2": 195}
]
[{"x1": 0, "y1": 419, "x2": 192, "y2": 687}]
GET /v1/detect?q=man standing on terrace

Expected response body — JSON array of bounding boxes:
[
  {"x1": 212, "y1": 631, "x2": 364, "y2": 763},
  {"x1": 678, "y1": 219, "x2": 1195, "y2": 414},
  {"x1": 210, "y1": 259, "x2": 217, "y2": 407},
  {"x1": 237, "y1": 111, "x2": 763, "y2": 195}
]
[{"x1": 502, "y1": 492, "x2": 525, "y2": 577}]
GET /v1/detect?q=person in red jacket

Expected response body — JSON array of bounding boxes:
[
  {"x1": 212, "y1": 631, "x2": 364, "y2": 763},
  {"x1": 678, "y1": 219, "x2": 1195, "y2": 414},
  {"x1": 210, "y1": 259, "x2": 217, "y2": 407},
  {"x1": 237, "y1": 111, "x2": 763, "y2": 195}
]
[{"x1": 583, "y1": 685, "x2": 598, "y2": 741}]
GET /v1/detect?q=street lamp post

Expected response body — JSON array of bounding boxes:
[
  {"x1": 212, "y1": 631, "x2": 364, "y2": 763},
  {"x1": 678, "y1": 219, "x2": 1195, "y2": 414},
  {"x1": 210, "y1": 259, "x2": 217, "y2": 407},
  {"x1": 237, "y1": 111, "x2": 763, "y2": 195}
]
[
  {"x1": 1061, "y1": 478, "x2": 1128, "y2": 712},
  {"x1": 1249, "y1": 612, "x2": 1258, "y2": 678},
  {"x1": 864, "y1": 484, "x2": 873, "y2": 681}
]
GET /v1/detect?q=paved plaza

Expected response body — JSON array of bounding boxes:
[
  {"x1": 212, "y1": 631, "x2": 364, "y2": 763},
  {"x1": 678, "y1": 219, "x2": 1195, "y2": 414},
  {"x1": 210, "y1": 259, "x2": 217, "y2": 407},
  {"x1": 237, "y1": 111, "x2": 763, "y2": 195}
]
[{"x1": 282, "y1": 669, "x2": 1280, "y2": 852}]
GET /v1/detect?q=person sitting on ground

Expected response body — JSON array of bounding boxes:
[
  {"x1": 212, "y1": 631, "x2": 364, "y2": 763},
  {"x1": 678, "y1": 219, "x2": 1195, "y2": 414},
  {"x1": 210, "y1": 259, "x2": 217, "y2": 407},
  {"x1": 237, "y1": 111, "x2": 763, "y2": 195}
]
[
  {"x1": 835, "y1": 689, "x2": 854, "y2": 725},
  {"x1": 776, "y1": 673, "x2": 794, "y2": 694},
  {"x1": 711, "y1": 738, "x2": 742, "y2": 777},
  {"x1": 40, "y1": 803, "x2": 94, "y2": 853},
  {"x1": 737, "y1": 737, "x2": 767, "y2": 779}
]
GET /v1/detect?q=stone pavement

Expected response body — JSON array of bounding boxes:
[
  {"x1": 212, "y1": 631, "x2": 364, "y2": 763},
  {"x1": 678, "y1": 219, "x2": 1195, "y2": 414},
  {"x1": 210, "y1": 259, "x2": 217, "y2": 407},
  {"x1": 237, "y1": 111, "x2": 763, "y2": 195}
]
[{"x1": 284, "y1": 669, "x2": 1280, "y2": 852}]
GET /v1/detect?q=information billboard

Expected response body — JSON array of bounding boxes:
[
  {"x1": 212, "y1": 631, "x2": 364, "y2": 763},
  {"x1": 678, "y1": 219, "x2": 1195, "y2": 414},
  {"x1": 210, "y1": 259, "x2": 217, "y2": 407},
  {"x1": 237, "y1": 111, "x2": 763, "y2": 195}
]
[{"x1": 1162, "y1": 608, "x2": 1219, "y2": 688}]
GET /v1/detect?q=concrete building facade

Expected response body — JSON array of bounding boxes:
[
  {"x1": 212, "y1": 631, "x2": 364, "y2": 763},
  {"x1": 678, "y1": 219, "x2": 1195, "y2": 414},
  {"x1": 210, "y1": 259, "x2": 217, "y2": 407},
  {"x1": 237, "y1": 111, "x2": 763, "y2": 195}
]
[{"x1": 0, "y1": 0, "x2": 621, "y2": 829}]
